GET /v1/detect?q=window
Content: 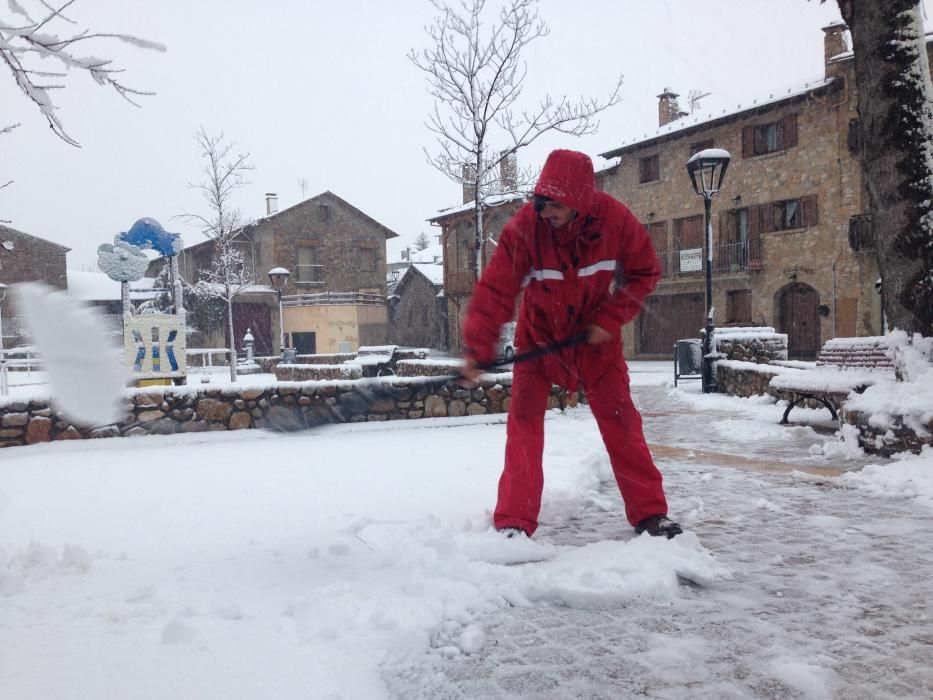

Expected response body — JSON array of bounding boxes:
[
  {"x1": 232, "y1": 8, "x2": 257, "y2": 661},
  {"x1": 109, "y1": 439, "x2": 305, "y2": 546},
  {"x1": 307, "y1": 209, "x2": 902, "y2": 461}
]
[
  {"x1": 639, "y1": 154, "x2": 660, "y2": 183},
  {"x1": 756, "y1": 195, "x2": 818, "y2": 233},
  {"x1": 296, "y1": 246, "x2": 324, "y2": 284},
  {"x1": 772, "y1": 199, "x2": 800, "y2": 230},
  {"x1": 742, "y1": 113, "x2": 798, "y2": 157},
  {"x1": 358, "y1": 248, "x2": 377, "y2": 272},
  {"x1": 726, "y1": 290, "x2": 752, "y2": 324},
  {"x1": 690, "y1": 139, "x2": 714, "y2": 155}
]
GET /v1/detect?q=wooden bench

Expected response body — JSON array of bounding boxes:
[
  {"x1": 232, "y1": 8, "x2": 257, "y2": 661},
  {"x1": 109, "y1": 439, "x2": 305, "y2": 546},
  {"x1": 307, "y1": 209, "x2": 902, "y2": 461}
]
[{"x1": 769, "y1": 337, "x2": 895, "y2": 424}]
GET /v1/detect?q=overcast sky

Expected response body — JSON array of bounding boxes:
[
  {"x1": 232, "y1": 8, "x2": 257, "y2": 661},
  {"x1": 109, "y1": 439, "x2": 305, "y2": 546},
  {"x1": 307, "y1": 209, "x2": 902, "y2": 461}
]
[{"x1": 2, "y1": 0, "x2": 929, "y2": 270}]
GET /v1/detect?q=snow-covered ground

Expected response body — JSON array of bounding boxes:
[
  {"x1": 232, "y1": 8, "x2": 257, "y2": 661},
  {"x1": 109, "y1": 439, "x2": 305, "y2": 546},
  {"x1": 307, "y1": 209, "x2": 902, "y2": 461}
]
[{"x1": 1, "y1": 363, "x2": 931, "y2": 699}]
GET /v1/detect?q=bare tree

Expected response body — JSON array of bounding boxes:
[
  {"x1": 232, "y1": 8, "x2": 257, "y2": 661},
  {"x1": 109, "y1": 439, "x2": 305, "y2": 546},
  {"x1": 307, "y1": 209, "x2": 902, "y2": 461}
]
[
  {"x1": 413, "y1": 231, "x2": 432, "y2": 251},
  {"x1": 409, "y1": 0, "x2": 622, "y2": 276},
  {"x1": 179, "y1": 128, "x2": 256, "y2": 382},
  {"x1": 0, "y1": 0, "x2": 164, "y2": 147},
  {"x1": 822, "y1": 0, "x2": 933, "y2": 336}
]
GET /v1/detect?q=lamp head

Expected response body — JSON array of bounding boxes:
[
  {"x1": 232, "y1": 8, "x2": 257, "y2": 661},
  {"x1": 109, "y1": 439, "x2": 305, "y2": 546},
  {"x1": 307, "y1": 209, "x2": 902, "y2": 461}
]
[
  {"x1": 267, "y1": 267, "x2": 290, "y2": 292},
  {"x1": 686, "y1": 148, "x2": 732, "y2": 197}
]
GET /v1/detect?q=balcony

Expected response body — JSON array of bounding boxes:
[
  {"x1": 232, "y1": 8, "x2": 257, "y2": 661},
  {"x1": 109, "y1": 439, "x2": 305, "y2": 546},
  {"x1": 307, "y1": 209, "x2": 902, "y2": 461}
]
[
  {"x1": 295, "y1": 264, "x2": 324, "y2": 284},
  {"x1": 282, "y1": 291, "x2": 385, "y2": 307},
  {"x1": 656, "y1": 240, "x2": 761, "y2": 279}
]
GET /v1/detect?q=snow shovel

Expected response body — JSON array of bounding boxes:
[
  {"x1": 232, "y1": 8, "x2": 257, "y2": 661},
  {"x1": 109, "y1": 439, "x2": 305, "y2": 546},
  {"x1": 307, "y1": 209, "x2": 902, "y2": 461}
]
[{"x1": 263, "y1": 331, "x2": 589, "y2": 433}]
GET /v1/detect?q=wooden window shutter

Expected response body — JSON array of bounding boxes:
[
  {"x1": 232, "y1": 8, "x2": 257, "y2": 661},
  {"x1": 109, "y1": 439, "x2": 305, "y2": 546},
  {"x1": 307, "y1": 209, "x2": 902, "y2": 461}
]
[
  {"x1": 719, "y1": 211, "x2": 730, "y2": 242},
  {"x1": 801, "y1": 195, "x2": 819, "y2": 226},
  {"x1": 747, "y1": 206, "x2": 762, "y2": 270},
  {"x1": 758, "y1": 203, "x2": 775, "y2": 234},
  {"x1": 742, "y1": 126, "x2": 755, "y2": 158},
  {"x1": 782, "y1": 113, "x2": 798, "y2": 149}
]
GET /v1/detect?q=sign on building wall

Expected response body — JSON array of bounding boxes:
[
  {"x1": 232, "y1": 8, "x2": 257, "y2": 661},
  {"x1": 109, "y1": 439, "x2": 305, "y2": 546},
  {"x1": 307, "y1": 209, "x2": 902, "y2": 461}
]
[
  {"x1": 124, "y1": 314, "x2": 187, "y2": 380},
  {"x1": 679, "y1": 248, "x2": 703, "y2": 272}
]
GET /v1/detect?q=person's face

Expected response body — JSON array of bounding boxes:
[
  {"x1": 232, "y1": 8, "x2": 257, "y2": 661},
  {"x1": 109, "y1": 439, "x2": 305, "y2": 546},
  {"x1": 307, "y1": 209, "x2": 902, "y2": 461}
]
[{"x1": 538, "y1": 198, "x2": 576, "y2": 228}]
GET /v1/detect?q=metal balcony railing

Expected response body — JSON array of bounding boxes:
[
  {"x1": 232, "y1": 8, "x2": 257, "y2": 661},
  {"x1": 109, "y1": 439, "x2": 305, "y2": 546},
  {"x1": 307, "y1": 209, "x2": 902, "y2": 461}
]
[
  {"x1": 656, "y1": 240, "x2": 761, "y2": 278},
  {"x1": 282, "y1": 291, "x2": 385, "y2": 307},
  {"x1": 295, "y1": 264, "x2": 325, "y2": 284}
]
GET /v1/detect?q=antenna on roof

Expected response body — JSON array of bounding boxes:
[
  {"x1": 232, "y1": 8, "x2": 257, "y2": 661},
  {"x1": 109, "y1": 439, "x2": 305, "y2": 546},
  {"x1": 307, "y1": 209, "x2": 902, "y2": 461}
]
[{"x1": 688, "y1": 89, "x2": 711, "y2": 114}]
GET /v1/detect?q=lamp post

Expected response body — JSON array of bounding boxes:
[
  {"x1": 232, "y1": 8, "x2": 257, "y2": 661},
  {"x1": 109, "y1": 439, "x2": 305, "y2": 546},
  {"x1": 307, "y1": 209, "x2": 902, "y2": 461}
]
[
  {"x1": 267, "y1": 267, "x2": 290, "y2": 356},
  {"x1": 686, "y1": 148, "x2": 731, "y2": 394},
  {"x1": 0, "y1": 282, "x2": 7, "y2": 353}
]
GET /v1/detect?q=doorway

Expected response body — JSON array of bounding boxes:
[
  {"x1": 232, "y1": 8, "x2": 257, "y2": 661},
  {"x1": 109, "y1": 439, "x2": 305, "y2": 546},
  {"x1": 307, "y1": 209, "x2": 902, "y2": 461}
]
[
  {"x1": 293, "y1": 332, "x2": 317, "y2": 355},
  {"x1": 777, "y1": 282, "x2": 820, "y2": 359}
]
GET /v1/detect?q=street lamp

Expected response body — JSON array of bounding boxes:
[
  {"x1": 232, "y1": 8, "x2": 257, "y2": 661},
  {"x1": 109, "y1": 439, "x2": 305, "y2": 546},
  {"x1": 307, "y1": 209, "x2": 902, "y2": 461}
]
[
  {"x1": 686, "y1": 148, "x2": 731, "y2": 394},
  {"x1": 0, "y1": 282, "x2": 7, "y2": 353},
  {"x1": 267, "y1": 267, "x2": 290, "y2": 355}
]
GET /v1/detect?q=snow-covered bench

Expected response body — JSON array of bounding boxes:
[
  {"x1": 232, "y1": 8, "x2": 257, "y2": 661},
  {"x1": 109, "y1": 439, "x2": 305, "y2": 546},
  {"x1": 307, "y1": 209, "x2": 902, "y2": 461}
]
[{"x1": 769, "y1": 337, "x2": 895, "y2": 424}]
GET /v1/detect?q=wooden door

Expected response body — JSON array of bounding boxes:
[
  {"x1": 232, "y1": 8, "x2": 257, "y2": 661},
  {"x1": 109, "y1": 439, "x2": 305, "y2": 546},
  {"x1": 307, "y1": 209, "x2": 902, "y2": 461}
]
[
  {"x1": 639, "y1": 292, "x2": 706, "y2": 355},
  {"x1": 227, "y1": 302, "x2": 273, "y2": 356},
  {"x1": 777, "y1": 283, "x2": 820, "y2": 359}
]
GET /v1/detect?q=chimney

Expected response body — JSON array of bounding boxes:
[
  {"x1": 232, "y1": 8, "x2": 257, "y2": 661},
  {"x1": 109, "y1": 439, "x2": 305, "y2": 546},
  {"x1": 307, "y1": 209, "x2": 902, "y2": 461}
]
[
  {"x1": 499, "y1": 150, "x2": 518, "y2": 192},
  {"x1": 265, "y1": 192, "x2": 278, "y2": 216},
  {"x1": 461, "y1": 163, "x2": 476, "y2": 204},
  {"x1": 657, "y1": 88, "x2": 686, "y2": 127},
  {"x1": 822, "y1": 22, "x2": 849, "y2": 78}
]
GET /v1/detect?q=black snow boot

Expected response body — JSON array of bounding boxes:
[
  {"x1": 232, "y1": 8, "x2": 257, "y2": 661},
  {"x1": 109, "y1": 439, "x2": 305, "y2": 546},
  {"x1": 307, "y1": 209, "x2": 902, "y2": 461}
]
[
  {"x1": 635, "y1": 515, "x2": 683, "y2": 539},
  {"x1": 498, "y1": 527, "x2": 528, "y2": 539}
]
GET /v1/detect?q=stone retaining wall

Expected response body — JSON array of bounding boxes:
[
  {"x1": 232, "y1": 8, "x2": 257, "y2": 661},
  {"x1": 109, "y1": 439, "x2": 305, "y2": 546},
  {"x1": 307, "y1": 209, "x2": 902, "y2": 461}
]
[
  {"x1": 841, "y1": 408, "x2": 933, "y2": 456},
  {"x1": 714, "y1": 328, "x2": 788, "y2": 365},
  {"x1": 0, "y1": 376, "x2": 577, "y2": 448},
  {"x1": 714, "y1": 360, "x2": 784, "y2": 398}
]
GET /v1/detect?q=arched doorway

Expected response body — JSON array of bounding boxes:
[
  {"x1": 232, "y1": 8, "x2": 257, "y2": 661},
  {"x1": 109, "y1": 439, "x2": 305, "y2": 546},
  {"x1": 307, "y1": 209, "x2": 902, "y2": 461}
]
[{"x1": 776, "y1": 282, "x2": 820, "y2": 359}]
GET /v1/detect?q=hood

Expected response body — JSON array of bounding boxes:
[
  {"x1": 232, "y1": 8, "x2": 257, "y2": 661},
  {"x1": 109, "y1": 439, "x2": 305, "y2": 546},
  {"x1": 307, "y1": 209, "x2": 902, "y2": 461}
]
[{"x1": 533, "y1": 149, "x2": 595, "y2": 216}]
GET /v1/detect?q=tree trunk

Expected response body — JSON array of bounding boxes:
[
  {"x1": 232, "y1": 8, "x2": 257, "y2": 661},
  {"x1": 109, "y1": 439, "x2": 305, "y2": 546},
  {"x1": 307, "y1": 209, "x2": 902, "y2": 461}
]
[
  {"x1": 840, "y1": 0, "x2": 933, "y2": 335},
  {"x1": 473, "y1": 150, "x2": 484, "y2": 278},
  {"x1": 226, "y1": 285, "x2": 238, "y2": 382}
]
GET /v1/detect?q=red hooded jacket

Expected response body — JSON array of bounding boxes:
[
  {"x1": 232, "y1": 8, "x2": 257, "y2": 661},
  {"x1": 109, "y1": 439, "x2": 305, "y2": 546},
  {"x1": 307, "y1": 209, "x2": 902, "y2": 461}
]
[{"x1": 463, "y1": 150, "x2": 661, "y2": 389}]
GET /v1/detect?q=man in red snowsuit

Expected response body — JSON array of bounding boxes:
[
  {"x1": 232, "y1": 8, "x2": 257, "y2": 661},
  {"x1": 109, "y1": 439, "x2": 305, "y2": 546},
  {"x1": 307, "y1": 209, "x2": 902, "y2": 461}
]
[{"x1": 461, "y1": 149, "x2": 681, "y2": 539}]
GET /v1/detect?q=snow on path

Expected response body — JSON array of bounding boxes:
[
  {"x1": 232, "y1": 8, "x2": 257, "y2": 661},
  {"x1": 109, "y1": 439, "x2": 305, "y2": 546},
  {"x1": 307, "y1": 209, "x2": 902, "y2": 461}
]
[
  {"x1": 0, "y1": 401, "x2": 720, "y2": 699},
  {"x1": 1, "y1": 370, "x2": 931, "y2": 699}
]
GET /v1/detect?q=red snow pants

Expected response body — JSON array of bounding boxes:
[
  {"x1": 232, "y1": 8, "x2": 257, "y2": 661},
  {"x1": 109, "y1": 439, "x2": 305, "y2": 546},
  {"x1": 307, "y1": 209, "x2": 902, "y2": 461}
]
[{"x1": 493, "y1": 356, "x2": 668, "y2": 535}]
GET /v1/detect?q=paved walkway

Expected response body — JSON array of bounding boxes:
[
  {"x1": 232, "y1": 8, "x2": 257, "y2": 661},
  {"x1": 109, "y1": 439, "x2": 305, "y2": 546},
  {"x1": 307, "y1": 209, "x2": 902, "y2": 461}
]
[{"x1": 384, "y1": 384, "x2": 933, "y2": 699}]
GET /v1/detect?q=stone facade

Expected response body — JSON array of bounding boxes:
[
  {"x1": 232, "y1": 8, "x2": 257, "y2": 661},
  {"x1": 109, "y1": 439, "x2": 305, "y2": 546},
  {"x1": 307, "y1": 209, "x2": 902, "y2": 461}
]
[
  {"x1": 387, "y1": 264, "x2": 448, "y2": 350},
  {"x1": 0, "y1": 374, "x2": 576, "y2": 448},
  {"x1": 595, "y1": 25, "x2": 925, "y2": 360},
  {"x1": 151, "y1": 191, "x2": 398, "y2": 356},
  {"x1": 0, "y1": 224, "x2": 70, "y2": 347},
  {"x1": 430, "y1": 198, "x2": 525, "y2": 354}
]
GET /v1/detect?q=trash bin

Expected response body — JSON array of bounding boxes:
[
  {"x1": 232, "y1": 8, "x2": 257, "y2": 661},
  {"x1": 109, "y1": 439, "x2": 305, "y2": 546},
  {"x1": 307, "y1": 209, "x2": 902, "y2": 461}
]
[
  {"x1": 281, "y1": 348, "x2": 297, "y2": 364},
  {"x1": 673, "y1": 339, "x2": 703, "y2": 387}
]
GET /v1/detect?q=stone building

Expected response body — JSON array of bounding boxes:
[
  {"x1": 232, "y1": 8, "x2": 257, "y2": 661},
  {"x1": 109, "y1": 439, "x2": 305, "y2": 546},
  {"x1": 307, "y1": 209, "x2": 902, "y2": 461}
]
[
  {"x1": 0, "y1": 224, "x2": 69, "y2": 347},
  {"x1": 152, "y1": 191, "x2": 398, "y2": 356},
  {"x1": 387, "y1": 262, "x2": 447, "y2": 351},
  {"x1": 596, "y1": 23, "x2": 910, "y2": 359},
  {"x1": 429, "y1": 195, "x2": 525, "y2": 354}
]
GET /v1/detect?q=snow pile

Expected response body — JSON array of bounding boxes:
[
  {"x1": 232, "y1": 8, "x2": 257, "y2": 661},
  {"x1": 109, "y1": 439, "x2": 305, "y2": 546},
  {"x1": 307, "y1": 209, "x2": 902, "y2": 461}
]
[
  {"x1": 0, "y1": 410, "x2": 727, "y2": 699},
  {"x1": 840, "y1": 447, "x2": 933, "y2": 509},
  {"x1": 844, "y1": 331, "x2": 933, "y2": 435}
]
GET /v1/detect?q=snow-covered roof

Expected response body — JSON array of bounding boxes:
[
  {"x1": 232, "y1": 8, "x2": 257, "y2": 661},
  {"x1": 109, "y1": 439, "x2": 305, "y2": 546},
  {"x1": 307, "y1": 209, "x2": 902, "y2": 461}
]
[
  {"x1": 429, "y1": 192, "x2": 526, "y2": 221},
  {"x1": 67, "y1": 270, "x2": 163, "y2": 302},
  {"x1": 411, "y1": 262, "x2": 444, "y2": 286},
  {"x1": 598, "y1": 76, "x2": 837, "y2": 162},
  {"x1": 409, "y1": 243, "x2": 443, "y2": 264}
]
